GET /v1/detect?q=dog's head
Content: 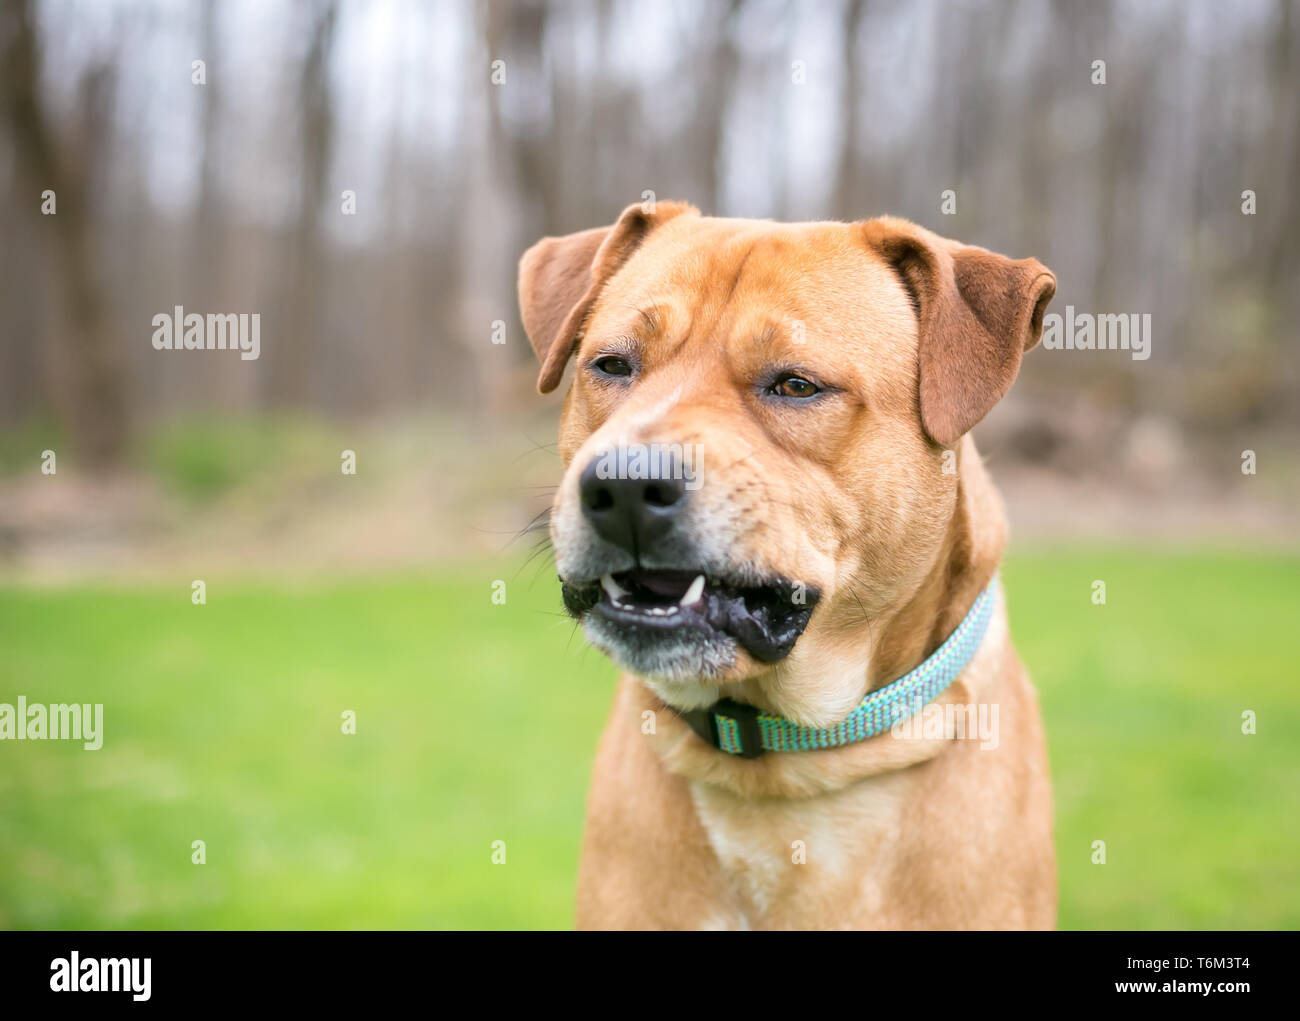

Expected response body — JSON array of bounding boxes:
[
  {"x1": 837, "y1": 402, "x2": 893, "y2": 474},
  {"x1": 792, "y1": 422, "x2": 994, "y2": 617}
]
[{"x1": 518, "y1": 203, "x2": 1054, "y2": 724}]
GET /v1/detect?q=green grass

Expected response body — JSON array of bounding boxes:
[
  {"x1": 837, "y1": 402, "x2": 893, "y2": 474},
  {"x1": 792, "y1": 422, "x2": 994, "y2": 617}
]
[
  {"x1": 1003, "y1": 550, "x2": 1300, "y2": 930},
  {"x1": 0, "y1": 416, "x2": 64, "y2": 477},
  {"x1": 1, "y1": 550, "x2": 1297, "y2": 929},
  {"x1": 141, "y1": 415, "x2": 348, "y2": 502}
]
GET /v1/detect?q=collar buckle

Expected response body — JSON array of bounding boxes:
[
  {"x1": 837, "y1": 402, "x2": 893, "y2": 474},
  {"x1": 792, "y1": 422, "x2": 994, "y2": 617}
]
[{"x1": 681, "y1": 698, "x2": 765, "y2": 759}]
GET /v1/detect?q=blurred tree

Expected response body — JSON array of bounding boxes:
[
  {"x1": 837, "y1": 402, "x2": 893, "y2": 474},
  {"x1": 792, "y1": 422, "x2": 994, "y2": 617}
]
[
  {"x1": 266, "y1": 0, "x2": 338, "y2": 407},
  {"x1": 833, "y1": 0, "x2": 869, "y2": 218},
  {"x1": 0, "y1": 0, "x2": 1296, "y2": 460},
  {"x1": 193, "y1": 0, "x2": 226, "y2": 306},
  {"x1": 0, "y1": 0, "x2": 128, "y2": 465}
]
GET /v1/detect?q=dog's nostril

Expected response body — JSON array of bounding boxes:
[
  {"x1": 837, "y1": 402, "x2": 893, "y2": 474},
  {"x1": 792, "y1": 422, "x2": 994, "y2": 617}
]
[
  {"x1": 584, "y1": 484, "x2": 615, "y2": 513},
  {"x1": 642, "y1": 482, "x2": 681, "y2": 508},
  {"x1": 577, "y1": 453, "x2": 690, "y2": 556}
]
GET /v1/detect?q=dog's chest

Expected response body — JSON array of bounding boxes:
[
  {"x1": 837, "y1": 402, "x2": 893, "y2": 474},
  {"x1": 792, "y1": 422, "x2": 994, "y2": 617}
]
[{"x1": 688, "y1": 776, "x2": 906, "y2": 928}]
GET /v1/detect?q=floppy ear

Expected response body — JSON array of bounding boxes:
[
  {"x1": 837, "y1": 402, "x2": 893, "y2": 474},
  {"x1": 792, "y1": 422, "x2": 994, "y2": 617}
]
[
  {"x1": 518, "y1": 201, "x2": 699, "y2": 393},
  {"x1": 861, "y1": 217, "x2": 1056, "y2": 447}
]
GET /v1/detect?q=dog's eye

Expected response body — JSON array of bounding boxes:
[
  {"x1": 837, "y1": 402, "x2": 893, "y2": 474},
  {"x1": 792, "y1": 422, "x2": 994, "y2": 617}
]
[
  {"x1": 594, "y1": 356, "x2": 633, "y2": 378},
  {"x1": 770, "y1": 374, "x2": 819, "y2": 399}
]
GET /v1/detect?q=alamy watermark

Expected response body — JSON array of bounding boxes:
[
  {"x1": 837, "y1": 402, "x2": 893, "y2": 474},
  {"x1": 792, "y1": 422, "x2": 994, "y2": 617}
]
[
  {"x1": 594, "y1": 441, "x2": 703, "y2": 491},
  {"x1": 1042, "y1": 306, "x2": 1151, "y2": 361},
  {"x1": 151, "y1": 306, "x2": 260, "y2": 360},
  {"x1": 50, "y1": 952, "x2": 150, "y2": 1001},
  {"x1": 0, "y1": 696, "x2": 103, "y2": 750},
  {"x1": 889, "y1": 696, "x2": 999, "y2": 750}
]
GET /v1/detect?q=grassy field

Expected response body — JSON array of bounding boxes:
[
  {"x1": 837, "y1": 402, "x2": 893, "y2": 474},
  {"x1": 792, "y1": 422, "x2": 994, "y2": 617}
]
[{"x1": 1, "y1": 550, "x2": 1297, "y2": 929}]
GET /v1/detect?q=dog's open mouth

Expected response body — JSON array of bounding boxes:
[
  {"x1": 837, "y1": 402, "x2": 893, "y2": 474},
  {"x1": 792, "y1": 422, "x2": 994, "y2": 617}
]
[{"x1": 562, "y1": 568, "x2": 820, "y2": 663}]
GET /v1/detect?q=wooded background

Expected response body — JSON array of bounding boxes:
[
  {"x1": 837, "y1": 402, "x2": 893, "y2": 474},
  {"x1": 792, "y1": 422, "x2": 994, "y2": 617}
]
[
  {"x1": 2, "y1": 2, "x2": 1297, "y2": 935},
  {"x1": 1, "y1": 0, "x2": 1296, "y2": 486}
]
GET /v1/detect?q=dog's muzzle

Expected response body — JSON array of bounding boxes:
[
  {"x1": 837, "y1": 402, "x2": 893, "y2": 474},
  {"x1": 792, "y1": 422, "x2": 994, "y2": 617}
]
[
  {"x1": 562, "y1": 567, "x2": 820, "y2": 664},
  {"x1": 556, "y1": 446, "x2": 821, "y2": 671},
  {"x1": 559, "y1": 455, "x2": 821, "y2": 671}
]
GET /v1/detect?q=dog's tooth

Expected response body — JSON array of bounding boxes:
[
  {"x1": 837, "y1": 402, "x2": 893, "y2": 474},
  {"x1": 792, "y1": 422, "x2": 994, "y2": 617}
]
[
  {"x1": 601, "y1": 574, "x2": 628, "y2": 603},
  {"x1": 679, "y1": 574, "x2": 706, "y2": 607}
]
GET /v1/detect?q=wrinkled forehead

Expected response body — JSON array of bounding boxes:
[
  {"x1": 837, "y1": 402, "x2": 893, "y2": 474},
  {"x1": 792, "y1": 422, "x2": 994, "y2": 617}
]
[{"x1": 582, "y1": 217, "x2": 916, "y2": 366}]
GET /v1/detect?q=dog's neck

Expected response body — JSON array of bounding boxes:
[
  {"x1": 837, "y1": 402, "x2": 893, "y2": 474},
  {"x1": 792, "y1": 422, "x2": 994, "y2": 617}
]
[
  {"x1": 865, "y1": 438, "x2": 1007, "y2": 694},
  {"x1": 640, "y1": 436, "x2": 1009, "y2": 799}
]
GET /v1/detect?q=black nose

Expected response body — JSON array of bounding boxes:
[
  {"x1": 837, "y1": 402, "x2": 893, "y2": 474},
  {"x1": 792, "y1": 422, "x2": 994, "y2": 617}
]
[{"x1": 579, "y1": 453, "x2": 688, "y2": 556}]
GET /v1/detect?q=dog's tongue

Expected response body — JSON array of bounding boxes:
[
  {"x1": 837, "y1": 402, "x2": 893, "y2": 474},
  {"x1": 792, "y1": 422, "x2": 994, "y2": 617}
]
[
  {"x1": 610, "y1": 569, "x2": 817, "y2": 663},
  {"x1": 624, "y1": 569, "x2": 697, "y2": 599}
]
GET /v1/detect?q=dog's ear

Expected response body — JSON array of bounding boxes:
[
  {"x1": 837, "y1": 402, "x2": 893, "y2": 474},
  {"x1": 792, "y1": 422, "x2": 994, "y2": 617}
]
[
  {"x1": 518, "y1": 201, "x2": 698, "y2": 393},
  {"x1": 861, "y1": 217, "x2": 1056, "y2": 447}
]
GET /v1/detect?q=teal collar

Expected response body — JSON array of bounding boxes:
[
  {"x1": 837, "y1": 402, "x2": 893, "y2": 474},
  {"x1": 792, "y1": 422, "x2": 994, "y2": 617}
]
[{"x1": 679, "y1": 577, "x2": 998, "y2": 758}]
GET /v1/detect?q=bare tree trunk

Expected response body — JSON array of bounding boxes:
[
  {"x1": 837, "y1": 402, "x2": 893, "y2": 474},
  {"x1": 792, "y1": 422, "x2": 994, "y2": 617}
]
[
  {"x1": 0, "y1": 0, "x2": 128, "y2": 466},
  {"x1": 833, "y1": 0, "x2": 868, "y2": 219},
  {"x1": 266, "y1": 0, "x2": 337, "y2": 408},
  {"x1": 193, "y1": 0, "x2": 225, "y2": 303},
  {"x1": 470, "y1": 0, "x2": 552, "y2": 416},
  {"x1": 692, "y1": 0, "x2": 743, "y2": 215}
]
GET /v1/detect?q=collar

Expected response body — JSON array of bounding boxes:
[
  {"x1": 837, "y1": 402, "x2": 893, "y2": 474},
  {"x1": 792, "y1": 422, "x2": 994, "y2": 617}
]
[{"x1": 678, "y1": 576, "x2": 998, "y2": 758}]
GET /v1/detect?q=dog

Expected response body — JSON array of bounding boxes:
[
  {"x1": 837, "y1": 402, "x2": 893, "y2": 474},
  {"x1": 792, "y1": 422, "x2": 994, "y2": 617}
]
[{"x1": 517, "y1": 201, "x2": 1057, "y2": 929}]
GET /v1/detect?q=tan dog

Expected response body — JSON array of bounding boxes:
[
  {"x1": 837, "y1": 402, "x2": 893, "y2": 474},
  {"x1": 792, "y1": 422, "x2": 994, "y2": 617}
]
[{"x1": 518, "y1": 202, "x2": 1057, "y2": 929}]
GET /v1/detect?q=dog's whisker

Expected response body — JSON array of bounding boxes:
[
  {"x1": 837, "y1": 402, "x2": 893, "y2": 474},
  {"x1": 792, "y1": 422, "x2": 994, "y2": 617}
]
[
  {"x1": 498, "y1": 508, "x2": 553, "y2": 552},
  {"x1": 512, "y1": 538, "x2": 556, "y2": 581},
  {"x1": 512, "y1": 434, "x2": 561, "y2": 463}
]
